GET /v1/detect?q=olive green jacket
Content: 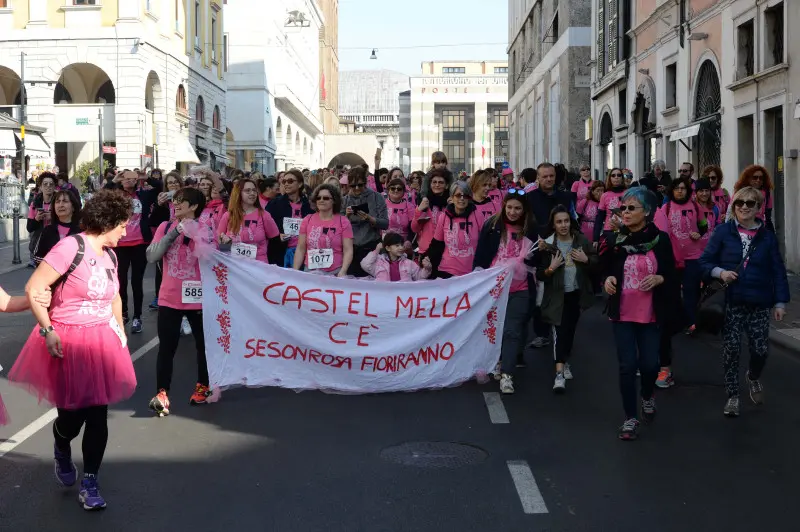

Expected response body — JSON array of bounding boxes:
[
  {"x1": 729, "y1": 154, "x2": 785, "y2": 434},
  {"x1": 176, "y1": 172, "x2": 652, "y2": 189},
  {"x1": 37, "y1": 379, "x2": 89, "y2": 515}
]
[{"x1": 537, "y1": 233, "x2": 598, "y2": 326}]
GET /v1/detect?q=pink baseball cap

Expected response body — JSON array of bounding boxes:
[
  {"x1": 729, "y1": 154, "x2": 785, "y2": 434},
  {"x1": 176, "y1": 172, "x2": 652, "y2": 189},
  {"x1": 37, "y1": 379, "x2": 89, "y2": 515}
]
[
  {"x1": 502, "y1": 168, "x2": 514, "y2": 176},
  {"x1": 339, "y1": 174, "x2": 348, "y2": 184}
]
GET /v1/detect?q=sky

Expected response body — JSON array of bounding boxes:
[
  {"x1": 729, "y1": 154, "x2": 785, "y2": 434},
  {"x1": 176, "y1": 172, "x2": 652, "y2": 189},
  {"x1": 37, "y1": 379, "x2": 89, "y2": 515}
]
[{"x1": 337, "y1": 0, "x2": 509, "y2": 76}]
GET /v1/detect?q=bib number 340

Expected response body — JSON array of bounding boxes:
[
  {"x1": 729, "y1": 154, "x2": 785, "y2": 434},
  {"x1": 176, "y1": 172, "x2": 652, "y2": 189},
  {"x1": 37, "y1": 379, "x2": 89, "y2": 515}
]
[
  {"x1": 307, "y1": 248, "x2": 334, "y2": 270},
  {"x1": 232, "y1": 242, "x2": 256, "y2": 259},
  {"x1": 182, "y1": 281, "x2": 203, "y2": 304}
]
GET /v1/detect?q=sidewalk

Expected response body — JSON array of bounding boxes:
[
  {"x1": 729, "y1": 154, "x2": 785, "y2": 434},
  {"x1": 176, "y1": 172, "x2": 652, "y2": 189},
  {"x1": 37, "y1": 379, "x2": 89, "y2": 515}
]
[
  {"x1": 770, "y1": 273, "x2": 800, "y2": 355},
  {"x1": 0, "y1": 238, "x2": 30, "y2": 276}
]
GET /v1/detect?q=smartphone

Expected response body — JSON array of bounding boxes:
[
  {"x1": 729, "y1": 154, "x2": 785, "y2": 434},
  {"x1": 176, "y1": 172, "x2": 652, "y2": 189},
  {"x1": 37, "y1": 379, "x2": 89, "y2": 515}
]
[
  {"x1": 351, "y1": 204, "x2": 369, "y2": 214},
  {"x1": 375, "y1": 147, "x2": 382, "y2": 160},
  {"x1": 165, "y1": 191, "x2": 176, "y2": 199},
  {"x1": 611, "y1": 207, "x2": 623, "y2": 217}
]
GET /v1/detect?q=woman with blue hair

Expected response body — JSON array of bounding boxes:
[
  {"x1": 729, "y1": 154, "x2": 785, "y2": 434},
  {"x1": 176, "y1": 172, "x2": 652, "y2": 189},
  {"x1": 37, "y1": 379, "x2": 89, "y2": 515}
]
[{"x1": 601, "y1": 186, "x2": 681, "y2": 441}]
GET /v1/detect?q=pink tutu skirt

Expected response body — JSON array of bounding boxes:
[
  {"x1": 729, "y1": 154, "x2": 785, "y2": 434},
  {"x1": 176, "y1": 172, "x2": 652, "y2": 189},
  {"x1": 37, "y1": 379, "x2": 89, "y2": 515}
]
[
  {"x1": 9, "y1": 321, "x2": 137, "y2": 410},
  {"x1": 0, "y1": 393, "x2": 8, "y2": 426}
]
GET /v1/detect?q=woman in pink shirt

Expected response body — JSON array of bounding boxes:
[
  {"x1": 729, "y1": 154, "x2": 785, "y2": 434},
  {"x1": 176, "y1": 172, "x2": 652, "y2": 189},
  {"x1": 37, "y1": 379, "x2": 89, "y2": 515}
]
[
  {"x1": 217, "y1": 178, "x2": 280, "y2": 263},
  {"x1": 571, "y1": 164, "x2": 594, "y2": 204},
  {"x1": 427, "y1": 181, "x2": 483, "y2": 279},
  {"x1": 0, "y1": 285, "x2": 52, "y2": 426},
  {"x1": 577, "y1": 181, "x2": 605, "y2": 245},
  {"x1": 10, "y1": 190, "x2": 138, "y2": 510},
  {"x1": 702, "y1": 165, "x2": 729, "y2": 215},
  {"x1": 734, "y1": 165, "x2": 775, "y2": 233},
  {"x1": 198, "y1": 173, "x2": 227, "y2": 233},
  {"x1": 470, "y1": 170, "x2": 500, "y2": 227},
  {"x1": 27, "y1": 172, "x2": 57, "y2": 267},
  {"x1": 149, "y1": 171, "x2": 183, "y2": 310},
  {"x1": 411, "y1": 169, "x2": 451, "y2": 258},
  {"x1": 384, "y1": 178, "x2": 415, "y2": 247},
  {"x1": 146, "y1": 188, "x2": 215, "y2": 416},
  {"x1": 294, "y1": 184, "x2": 354, "y2": 277},
  {"x1": 601, "y1": 187, "x2": 680, "y2": 441},
  {"x1": 34, "y1": 190, "x2": 81, "y2": 265},
  {"x1": 594, "y1": 168, "x2": 627, "y2": 244}
]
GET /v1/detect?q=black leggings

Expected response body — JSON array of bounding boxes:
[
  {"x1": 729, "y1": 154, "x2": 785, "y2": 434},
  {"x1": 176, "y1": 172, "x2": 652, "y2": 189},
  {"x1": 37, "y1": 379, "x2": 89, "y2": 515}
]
[
  {"x1": 551, "y1": 291, "x2": 582, "y2": 364},
  {"x1": 156, "y1": 306, "x2": 208, "y2": 392},
  {"x1": 53, "y1": 405, "x2": 108, "y2": 476},
  {"x1": 116, "y1": 244, "x2": 148, "y2": 319},
  {"x1": 154, "y1": 260, "x2": 163, "y2": 301}
]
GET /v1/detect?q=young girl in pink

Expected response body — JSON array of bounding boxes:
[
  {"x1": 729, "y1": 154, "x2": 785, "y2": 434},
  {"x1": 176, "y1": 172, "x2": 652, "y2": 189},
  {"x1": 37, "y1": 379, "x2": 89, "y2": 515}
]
[
  {"x1": 411, "y1": 169, "x2": 450, "y2": 256},
  {"x1": 428, "y1": 181, "x2": 483, "y2": 278},
  {"x1": 577, "y1": 181, "x2": 605, "y2": 243},
  {"x1": 384, "y1": 178, "x2": 415, "y2": 243},
  {"x1": 217, "y1": 178, "x2": 280, "y2": 264},
  {"x1": 361, "y1": 232, "x2": 432, "y2": 281}
]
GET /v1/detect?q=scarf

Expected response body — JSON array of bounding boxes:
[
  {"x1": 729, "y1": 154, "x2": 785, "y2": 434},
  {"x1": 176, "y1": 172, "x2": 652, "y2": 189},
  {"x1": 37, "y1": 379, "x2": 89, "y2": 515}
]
[
  {"x1": 609, "y1": 185, "x2": 626, "y2": 194},
  {"x1": 614, "y1": 222, "x2": 660, "y2": 255}
]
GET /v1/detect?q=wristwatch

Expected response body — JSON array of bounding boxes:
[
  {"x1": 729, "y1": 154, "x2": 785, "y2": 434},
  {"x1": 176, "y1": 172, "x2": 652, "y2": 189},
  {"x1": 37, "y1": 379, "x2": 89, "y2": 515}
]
[{"x1": 38, "y1": 325, "x2": 55, "y2": 337}]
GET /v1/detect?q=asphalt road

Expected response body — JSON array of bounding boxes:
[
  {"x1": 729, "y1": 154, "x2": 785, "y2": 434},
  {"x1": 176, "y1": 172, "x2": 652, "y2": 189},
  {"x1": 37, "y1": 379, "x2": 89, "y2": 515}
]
[{"x1": 0, "y1": 266, "x2": 798, "y2": 531}]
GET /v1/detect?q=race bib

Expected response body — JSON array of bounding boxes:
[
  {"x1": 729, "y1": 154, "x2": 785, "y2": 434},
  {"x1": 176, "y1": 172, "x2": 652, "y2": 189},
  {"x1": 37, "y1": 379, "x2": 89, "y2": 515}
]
[
  {"x1": 232, "y1": 242, "x2": 257, "y2": 259},
  {"x1": 283, "y1": 217, "x2": 302, "y2": 237},
  {"x1": 109, "y1": 317, "x2": 127, "y2": 348},
  {"x1": 132, "y1": 198, "x2": 143, "y2": 215},
  {"x1": 181, "y1": 280, "x2": 203, "y2": 304},
  {"x1": 307, "y1": 248, "x2": 334, "y2": 270}
]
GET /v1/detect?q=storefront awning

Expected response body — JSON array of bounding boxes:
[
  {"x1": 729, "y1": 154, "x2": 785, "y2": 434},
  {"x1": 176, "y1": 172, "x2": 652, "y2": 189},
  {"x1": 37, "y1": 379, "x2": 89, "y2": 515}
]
[
  {"x1": 669, "y1": 124, "x2": 701, "y2": 142},
  {"x1": 0, "y1": 129, "x2": 17, "y2": 157},
  {"x1": 175, "y1": 137, "x2": 200, "y2": 164},
  {"x1": 16, "y1": 132, "x2": 51, "y2": 159}
]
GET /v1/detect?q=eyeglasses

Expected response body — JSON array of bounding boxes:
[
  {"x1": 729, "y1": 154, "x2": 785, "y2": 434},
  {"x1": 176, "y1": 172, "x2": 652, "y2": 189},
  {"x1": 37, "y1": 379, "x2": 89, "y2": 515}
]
[
  {"x1": 580, "y1": 167, "x2": 590, "y2": 171},
  {"x1": 705, "y1": 174, "x2": 718, "y2": 180},
  {"x1": 389, "y1": 186, "x2": 404, "y2": 192},
  {"x1": 351, "y1": 183, "x2": 365, "y2": 189},
  {"x1": 679, "y1": 169, "x2": 692, "y2": 174},
  {"x1": 282, "y1": 179, "x2": 297, "y2": 185},
  {"x1": 673, "y1": 186, "x2": 688, "y2": 191},
  {"x1": 619, "y1": 205, "x2": 643, "y2": 212},
  {"x1": 41, "y1": 182, "x2": 54, "y2": 187},
  {"x1": 610, "y1": 173, "x2": 623, "y2": 177},
  {"x1": 751, "y1": 174, "x2": 764, "y2": 180},
  {"x1": 452, "y1": 193, "x2": 469, "y2": 200},
  {"x1": 507, "y1": 188, "x2": 526, "y2": 196},
  {"x1": 316, "y1": 196, "x2": 333, "y2": 202},
  {"x1": 733, "y1": 199, "x2": 758, "y2": 209},
  {"x1": 431, "y1": 181, "x2": 446, "y2": 187}
]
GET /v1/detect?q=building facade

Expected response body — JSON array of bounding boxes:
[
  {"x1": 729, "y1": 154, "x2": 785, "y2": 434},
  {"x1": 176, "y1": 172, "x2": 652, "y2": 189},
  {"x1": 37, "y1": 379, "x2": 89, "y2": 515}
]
[
  {"x1": 318, "y1": 0, "x2": 340, "y2": 135},
  {"x1": 225, "y1": 0, "x2": 324, "y2": 174},
  {"x1": 0, "y1": 0, "x2": 227, "y2": 176},
  {"x1": 507, "y1": 0, "x2": 592, "y2": 173},
  {"x1": 405, "y1": 61, "x2": 509, "y2": 175},
  {"x1": 589, "y1": 0, "x2": 798, "y2": 268},
  {"x1": 338, "y1": 69, "x2": 409, "y2": 169}
]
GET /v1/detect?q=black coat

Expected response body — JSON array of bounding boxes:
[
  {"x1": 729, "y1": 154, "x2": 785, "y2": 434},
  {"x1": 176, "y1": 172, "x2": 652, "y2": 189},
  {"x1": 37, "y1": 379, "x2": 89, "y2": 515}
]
[
  {"x1": 266, "y1": 194, "x2": 314, "y2": 266},
  {"x1": 33, "y1": 219, "x2": 81, "y2": 265},
  {"x1": 526, "y1": 187, "x2": 574, "y2": 238},
  {"x1": 473, "y1": 216, "x2": 538, "y2": 299}
]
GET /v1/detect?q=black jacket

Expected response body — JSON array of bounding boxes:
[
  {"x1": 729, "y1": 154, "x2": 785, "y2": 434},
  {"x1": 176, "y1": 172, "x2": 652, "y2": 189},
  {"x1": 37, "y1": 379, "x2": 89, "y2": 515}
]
[
  {"x1": 600, "y1": 225, "x2": 682, "y2": 332},
  {"x1": 526, "y1": 187, "x2": 574, "y2": 238},
  {"x1": 473, "y1": 216, "x2": 538, "y2": 299},
  {"x1": 104, "y1": 184, "x2": 160, "y2": 243},
  {"x1": 266, "y1": 194, "x2": 314, "y2": 265},
  {"x1": 33, "y1": 219, "x2": 81, "y2": 265},
  {"x1": 26, "y1": 193, "x2": 53, "y2": 234}
]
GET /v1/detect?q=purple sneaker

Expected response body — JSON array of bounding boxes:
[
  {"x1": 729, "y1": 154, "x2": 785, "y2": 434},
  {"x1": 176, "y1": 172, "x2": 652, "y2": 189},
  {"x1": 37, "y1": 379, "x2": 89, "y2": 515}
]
[
  {"x1": 53, "y1": 443, "x2": 77, "y2": 487},
  {"x1": 78, "y1": 475, "x2": 107, "y2": 511}
]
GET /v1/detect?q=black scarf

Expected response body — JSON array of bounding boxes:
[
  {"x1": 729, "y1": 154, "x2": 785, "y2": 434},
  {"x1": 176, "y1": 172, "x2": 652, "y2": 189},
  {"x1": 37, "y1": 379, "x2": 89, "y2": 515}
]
[
  {"x1": 614, "y1": 222, "x2": 660, "y2": 255},
  {"x1": 610, "y1": 185, "x2": 626, "y2": 194}
]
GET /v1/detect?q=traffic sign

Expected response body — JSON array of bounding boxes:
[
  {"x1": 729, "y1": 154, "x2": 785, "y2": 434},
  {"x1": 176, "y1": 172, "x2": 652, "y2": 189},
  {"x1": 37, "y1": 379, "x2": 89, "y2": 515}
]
[{"x1": 502, "y1": 161, "x2": 510, "y2": 169}]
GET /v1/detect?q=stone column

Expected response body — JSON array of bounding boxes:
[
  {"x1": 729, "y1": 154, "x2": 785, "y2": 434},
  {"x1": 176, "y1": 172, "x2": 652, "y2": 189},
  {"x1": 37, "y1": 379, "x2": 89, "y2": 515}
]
[{"x1": 473, "y1": 101, "x2": 488, "y2": 173}]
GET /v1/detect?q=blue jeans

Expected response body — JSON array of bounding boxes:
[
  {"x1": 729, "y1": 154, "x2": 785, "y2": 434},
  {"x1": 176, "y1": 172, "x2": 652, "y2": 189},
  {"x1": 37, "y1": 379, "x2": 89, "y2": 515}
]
[
  {"x1": 283, "y1": 246, "x2": 297, "y2": 268},
  {"x1": 612, "y1": 321, "x2": 660, "y2": 419},
  {"x1": 682, "y1": 259, "x2": 702, "y2": 326}
]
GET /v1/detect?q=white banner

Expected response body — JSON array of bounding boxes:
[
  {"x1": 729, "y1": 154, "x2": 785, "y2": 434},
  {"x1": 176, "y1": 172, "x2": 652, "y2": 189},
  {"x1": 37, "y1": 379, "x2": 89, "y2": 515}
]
[{"x1": 200, "y1": 251, "x2": 513, "y2": 394}]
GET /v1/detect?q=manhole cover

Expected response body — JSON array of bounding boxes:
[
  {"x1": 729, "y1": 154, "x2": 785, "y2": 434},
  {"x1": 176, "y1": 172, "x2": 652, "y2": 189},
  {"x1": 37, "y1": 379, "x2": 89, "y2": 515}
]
[{"x1": 380, "y1": 442, "x2": 488, "y2": 469}]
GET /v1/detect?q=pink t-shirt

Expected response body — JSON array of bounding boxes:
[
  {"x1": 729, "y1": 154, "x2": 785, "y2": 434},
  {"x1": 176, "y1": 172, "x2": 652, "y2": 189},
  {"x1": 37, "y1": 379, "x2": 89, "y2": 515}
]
[
  {"x1": 57, "y1": 224, "x2": 71, "y2": 239},
  {"x1": 385, "y1": 198, "x2": 414, "y2": 240},
  {"x1": 259, "y1": 195, "x2": 270, "y2": 210},
  {"x1": 757, "y1": 189, "x2": 773, "y2": 219},
  {"x1": 491, "y1": 227, "x2": 530, "y2": 293},
  {"x1": 411, "y1": 203, "x2": 444, "y2": 254},
  {"x1": 287, "y1": 201, "x2": 304, "y2": 249},
  {"x1": 300, "y1": 213, "x2": 354, "y2": 273},
  {"x1": 217, "y1": 210, "x2": 280, "y2": 263},
  {"x1": 697, "y1": 202, "x2": 720, "y2": 246},
  {"x1": 711, "y1": 188, "x2": 729, "y2": 214},
  {"x1": 599, "y1": 191, "x2": 626, "y2": 231},
  {"x1": 45, "y1": 234, "x2": 119, "y2": 326},
  {"x1": 487, "y1": 189, "x2": 504, "y2": 206},
  {"x1": 198, "y1": 201, "x2": 223, "y2": 235},
  {"x1": 28, "y1": 201, "x2": 53, "y2": 228},
  {"x1": 654, "y1": 202, "x2": 701, "y2": 266},
  {"x1": 433, "y1": 210, "x2": 482, "y2": 277},
  {"x1": 151, "y1": 221, "x2": 214, "y2": 310},
  {"x1": 618, "y1": 251, "x2": 658, "y2": 324},
  {"x1": 738, "y1": 227, "x2": 759, "y2": 269},
  {"x1": 118, "y1": 191, "x2": 144, "y2": 247},
  {"x1": 473, "y1": 198, "x2": 499, "y2": 228},
  {"x1": 571, "y1": 179, "x2": 593, "y2": 202},
  {"x1": 577, "y1": 198, "x2": 599, "y2": 243}
]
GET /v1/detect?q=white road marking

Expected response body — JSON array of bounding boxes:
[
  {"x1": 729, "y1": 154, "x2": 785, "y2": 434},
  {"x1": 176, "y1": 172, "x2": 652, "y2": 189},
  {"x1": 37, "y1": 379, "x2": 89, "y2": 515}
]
[
  {"x1": 483, "y1": 392, "x2": 509, "y2": 424},
  {"x1": 0, "y1": 336, "x2": 159, "y2": 459},
  {"x1": 507, "y1": 460, "x2": 549, "y2": 514}
]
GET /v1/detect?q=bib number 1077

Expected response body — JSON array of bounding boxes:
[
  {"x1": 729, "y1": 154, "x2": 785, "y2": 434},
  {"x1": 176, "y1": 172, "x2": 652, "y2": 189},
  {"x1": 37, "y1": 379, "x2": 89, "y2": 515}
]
[{"x1": 307, "y1": 248, "x2": 334, "y2": 270}]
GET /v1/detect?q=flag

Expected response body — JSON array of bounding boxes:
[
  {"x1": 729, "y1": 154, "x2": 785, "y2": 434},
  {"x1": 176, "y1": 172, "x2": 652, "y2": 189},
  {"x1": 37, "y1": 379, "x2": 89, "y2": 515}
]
[{"x1": 481, "y1": 125, "x2": 486, "y2": 158}]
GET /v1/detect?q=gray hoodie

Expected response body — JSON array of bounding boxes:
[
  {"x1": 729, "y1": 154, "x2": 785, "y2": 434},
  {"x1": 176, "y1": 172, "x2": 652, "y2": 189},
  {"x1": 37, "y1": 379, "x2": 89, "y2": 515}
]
[{"x1": 340, "y1": 188, "x2": 389, "y2": 247}]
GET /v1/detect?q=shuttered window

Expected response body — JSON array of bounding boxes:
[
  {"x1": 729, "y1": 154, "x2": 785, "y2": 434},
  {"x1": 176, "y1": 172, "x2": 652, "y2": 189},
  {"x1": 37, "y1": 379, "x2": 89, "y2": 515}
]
[
  {"x1": 608, "y1": 0, "x2": 619, "y2": 70},
  {"x1": 597, "y1": 0, "x2": 605, "y2": 76}
]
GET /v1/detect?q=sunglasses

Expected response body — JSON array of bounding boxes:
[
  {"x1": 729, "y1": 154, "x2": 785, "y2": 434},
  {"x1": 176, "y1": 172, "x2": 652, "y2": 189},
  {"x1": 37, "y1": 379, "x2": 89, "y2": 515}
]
[
  {"x1": 618, "y1": 205, "x2": 643, "y2": 212},
  {"x1": 316, "y1": 195, "x2": 333, "y2": 201},
  {"x1": 350, "y1": 183, "x2": 365, "y2": 189},
  {"x1": 751, "y1": 174, "x2": 764, "y2": 180},
  {"x1": 452, "y1": 193, "x2": 469, "y2": 200},
  {"x1": 733, "y1": 199, "x2": 758, "y2": 209},
  {"x1": 282, "y1": 179, "x2": 297, "y2": 185},
  {"x1": 389, "y1": 186, "x2": 404, "y2": 192},
  {"x1": 431, "y1": 181, "x2": 446, "y2": 186},
  {"x1": 507, "y1": 188, "x2": 526, "y2": 196},
  {"x1": 610, "y1": 173, "x2": 623, "y2": 177},
  {"x1": 679, "y1": 169, "x2": 692, "y2": 173},
  {"x1": 580, "y1": 167, "x2": 590, "y2": 171}
]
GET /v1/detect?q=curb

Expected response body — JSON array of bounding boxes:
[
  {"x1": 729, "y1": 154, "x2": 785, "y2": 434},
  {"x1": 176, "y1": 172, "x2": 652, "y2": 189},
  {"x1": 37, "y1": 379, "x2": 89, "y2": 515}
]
[
  {"x1": 770, "y1": 328, "x2": 800, "y2": 357},
  {"x1": 0, "y1": 262, "x2": 30, "y2": 276}
]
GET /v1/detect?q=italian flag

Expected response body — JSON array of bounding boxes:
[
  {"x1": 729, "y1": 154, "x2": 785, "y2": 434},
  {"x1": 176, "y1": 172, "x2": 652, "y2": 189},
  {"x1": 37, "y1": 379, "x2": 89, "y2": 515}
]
[{"x1": 481, "y1": 126, "x2": 486, "y2": 158}]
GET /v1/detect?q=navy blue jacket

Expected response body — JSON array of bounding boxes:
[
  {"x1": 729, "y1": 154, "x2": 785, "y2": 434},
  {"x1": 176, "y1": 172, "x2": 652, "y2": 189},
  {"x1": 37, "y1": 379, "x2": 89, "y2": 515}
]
[
  {"x1": 526, "y1": 187, "x2": 574, "y2": 238},
  {"x1": 699, "y1": 220, "x2": 789, "y2": 308}
]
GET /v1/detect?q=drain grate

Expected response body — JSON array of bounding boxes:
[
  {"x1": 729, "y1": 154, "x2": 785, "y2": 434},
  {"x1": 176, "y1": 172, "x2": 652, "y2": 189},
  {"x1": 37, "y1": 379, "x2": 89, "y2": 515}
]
[{"x1": 380, "y1": 442, "x2": 488, "y2": 469}]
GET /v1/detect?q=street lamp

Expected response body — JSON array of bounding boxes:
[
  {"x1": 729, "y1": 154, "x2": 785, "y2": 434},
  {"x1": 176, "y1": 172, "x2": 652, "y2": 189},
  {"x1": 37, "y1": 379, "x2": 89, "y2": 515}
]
[{"x1": 370, "y1": 49, "x2": 378, "y2": 60}]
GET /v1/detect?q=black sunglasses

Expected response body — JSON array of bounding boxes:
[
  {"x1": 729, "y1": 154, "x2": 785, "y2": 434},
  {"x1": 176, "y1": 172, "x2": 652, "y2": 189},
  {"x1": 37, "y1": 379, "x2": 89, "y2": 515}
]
[
  {"x1": 351, "y1": 183, "x2": 365, "y2": 189},
  {"x1": 389, "y1": 186, "x2": 404, "y2": 192},
  {"x1": 733, "y1": 199, "x2": 758, "y2": 209},
  {"x1": 619, "y1": 205, "x2": 643, "y2": 212}
]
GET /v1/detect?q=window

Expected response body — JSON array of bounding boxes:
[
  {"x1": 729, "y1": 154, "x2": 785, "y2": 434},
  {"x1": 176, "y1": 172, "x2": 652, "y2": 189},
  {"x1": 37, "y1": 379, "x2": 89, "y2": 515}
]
[
  {"x1": 736, "y1": 19, "x2": 755, "y2": 79},
  {"x1": 764, "y1": 3, "x2": 784, "y2": 69},
  {"x1": 618, "y1": 88, "x2": 627, "y2": 125},
  {"x1": 442, "y1": 67, "x2": 465, "y2": 74},
  {"x1": 441, "y1": 109, "x2": 466, "y2": 173},
  {"x1": 552, "y1": 10, "x2": 559, "y2": 41},
  {"x1": 737, "y1": 115, "x2": 755, "y2": 172},
  {"x1": 195, "y1": 95, "x2": 205, "y2": 122},
  {"x1": 212, "y1": 105, "x2": 221, "y2": 129},
  {"x1": 492, "y1": 109, "x2": 509, "y2": 163},
  {"x1": 596, "y1": 0, "x2": 606, "y2": 76},
  {"x1": 175, "y1": 0, "x2": 180, "y2": 32},
  {"x1": 73, "y1": 0, "x2": 97, "y2": 4},
  {"x1": 176, "y1": 85, "x2": 187, "y2": 114},
  {"x1": 211, "y1": 15, "x2": 217, "y2": 61},
  {"x1": 494, "y1": 67, "x2": 508, "y2": 74},
  {"x1": 0, "y1": 0, "x2": 7, "y2": 7},
  {"x1": 223, "y1": 33, "x2": 229, "y2": 72},
  {"x1": 665, "y1": 63, "x2": 677, "y2": 108},
  {"x1": 194, "y1": 0, "x2": 201, "y2": 50},
  {"x1": 549, "y1": 82, "x2": 560, "y2": 163}
]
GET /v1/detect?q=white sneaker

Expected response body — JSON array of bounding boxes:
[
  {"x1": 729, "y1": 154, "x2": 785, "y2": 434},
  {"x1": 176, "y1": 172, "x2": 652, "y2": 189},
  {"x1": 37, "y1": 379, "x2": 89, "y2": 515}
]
[
  {"x1": 492, "y1": 362, "x2": 502, "y2": 381},
  {"x1": 181, "y1": 316, "x2": 192, "y2": 336},
  {"x1": 529, "y1": 337, "x2": 551, "y2": 348},
  {"x1": 563, "y1": 363, "x2": 573, "y2": 380},
  {"x1": 553, "y1": 372, "x2": 566, "y2": 393},
  {"x1": 499, "y1": 374, "x2": 515, "y2": 394}
]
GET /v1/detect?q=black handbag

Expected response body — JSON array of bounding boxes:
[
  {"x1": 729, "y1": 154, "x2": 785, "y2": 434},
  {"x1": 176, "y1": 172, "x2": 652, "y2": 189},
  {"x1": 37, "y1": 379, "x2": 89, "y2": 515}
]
[{"x1": 697, "y1": 239, "x2": 759, "y2": 333}]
